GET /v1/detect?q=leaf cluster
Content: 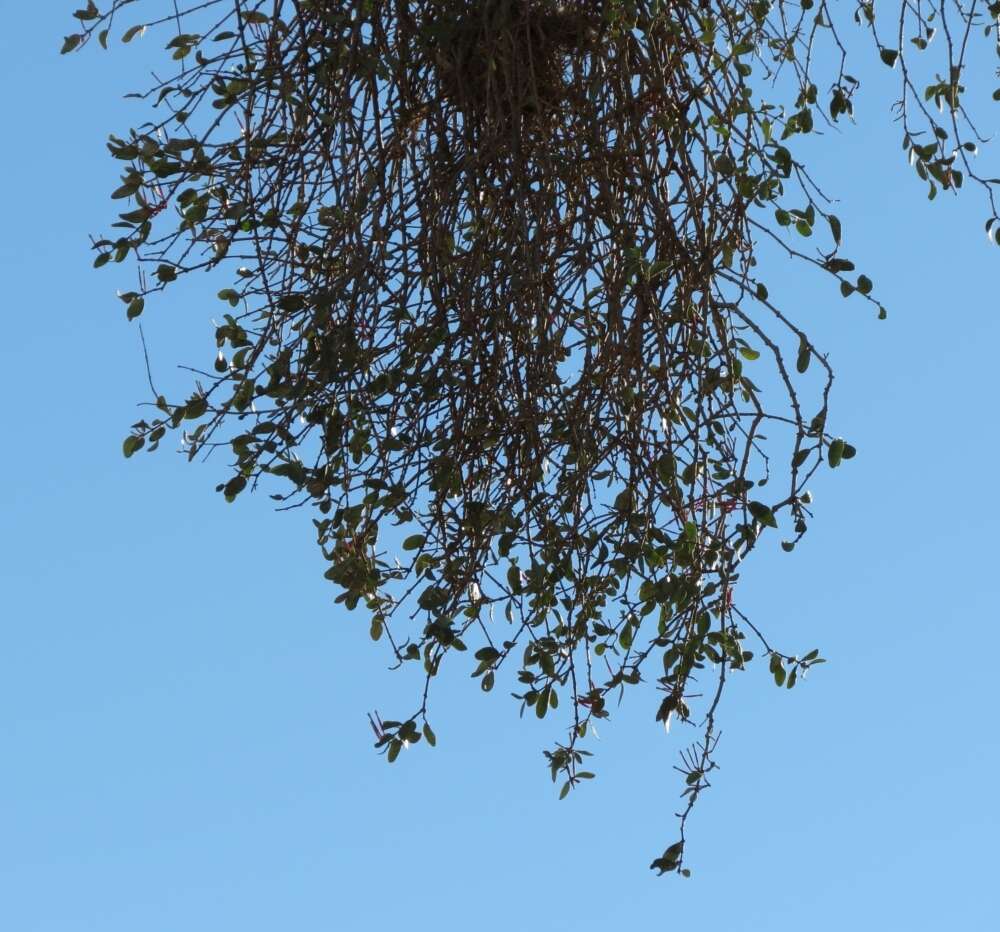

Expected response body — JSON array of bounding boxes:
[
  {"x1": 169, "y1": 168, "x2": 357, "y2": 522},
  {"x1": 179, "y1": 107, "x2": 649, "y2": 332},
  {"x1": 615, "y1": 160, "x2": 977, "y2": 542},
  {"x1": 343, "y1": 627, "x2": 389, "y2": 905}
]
[{"x1": 66, "y1": 0, "x2": 1000, "y2": 874}]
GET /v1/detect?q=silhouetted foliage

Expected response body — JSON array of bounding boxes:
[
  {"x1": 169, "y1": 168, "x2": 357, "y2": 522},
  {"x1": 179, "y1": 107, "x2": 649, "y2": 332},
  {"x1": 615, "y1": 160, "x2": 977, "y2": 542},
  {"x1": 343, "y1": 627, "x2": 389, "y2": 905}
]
[{"x1": 66, "y1": 0, "x2": 1000, "y2": 874}]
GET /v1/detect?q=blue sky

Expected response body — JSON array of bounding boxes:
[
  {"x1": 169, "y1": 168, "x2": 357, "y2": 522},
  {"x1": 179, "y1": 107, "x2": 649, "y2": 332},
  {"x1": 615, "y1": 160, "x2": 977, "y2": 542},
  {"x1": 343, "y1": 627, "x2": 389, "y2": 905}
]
[{"x1": 1, "y1": 6, "x2": 997, "y2": 930}]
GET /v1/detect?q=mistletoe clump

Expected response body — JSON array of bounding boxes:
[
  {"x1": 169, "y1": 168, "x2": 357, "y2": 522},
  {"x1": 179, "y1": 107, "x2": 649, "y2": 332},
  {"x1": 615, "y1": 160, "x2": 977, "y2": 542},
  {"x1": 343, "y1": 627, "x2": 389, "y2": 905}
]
[{"x1": 67, "y1": 0, "x2": 1000, "y2": 873}]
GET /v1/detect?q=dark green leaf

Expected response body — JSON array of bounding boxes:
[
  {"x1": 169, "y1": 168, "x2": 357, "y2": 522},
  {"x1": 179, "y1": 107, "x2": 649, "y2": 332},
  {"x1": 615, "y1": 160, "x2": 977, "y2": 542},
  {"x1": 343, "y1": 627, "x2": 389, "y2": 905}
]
[
  {"x1": 828, "y1": 438, "x2": 845, "y2": 468},
  {"x1": 122, "y1": 434, "x2": 144, "y2": 458},
  {"x1": 126, "y1": 297, "x2": 144, "y2": 321},
  {"x1": 796, "y1": 335, "x2": 810, "y2": 373},
  {"x1": 827, "y1": 214, "x2": 842, "y2": 246},
  {"x1": 748, "y1": 500, "x2": 778, "y2": 528}
]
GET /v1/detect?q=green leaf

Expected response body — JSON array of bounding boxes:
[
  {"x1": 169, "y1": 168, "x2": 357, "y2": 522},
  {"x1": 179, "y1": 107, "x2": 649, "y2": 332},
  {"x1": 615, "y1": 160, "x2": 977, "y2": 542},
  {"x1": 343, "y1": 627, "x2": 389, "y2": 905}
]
[
  {"x1": 828, "y1": 438, "x2": 845, "y2": 468},
  {"x1": 613, "y1": 489, "x2": 633, "y2": 513},
  {"x1": 796, "y1": 335, "x2": 810, "y2": 373},
  {"x1": 714, "y1": 152, "x2": 736, "y2": 175},
  {"x1": 422, "y1": 722, "x2": 436, "y2": 747},
  {"x1": 856, "y1": 274, "x2": 873, "y2": 295},
  {"x1": 824, "y1": 257, "x2": 855, "y2": 273},
  {"x1": 650, "y1": 841, "x2": 685, "y2": 875},
  {"x1": 223, "y1": 475, "x2": 246, "y2": 502},
  {"x1": 402, "y1": 534, "x2": 426, "y2": 551},
  {"x1": 474, "y1": 646, "x2": 500, "y2": 663},
  {"x1": 656, "y1": 453, "x2": 676, "y2": 484},
  {"x1": 748, "y1": 500, "x2": 778, "y2": 528},
  {"x1": 827, "y1": 214, "x2": 842, "y2": 246},
  {"x1": 111, "y1": 180, "x2": 140, "y2": 200},
  {"x1": 61, "y1": 34, "x2": 83, "y2": 54},
  {"x1": 880, "y1": 48, "x2": 899, "y2": 68},
  {"x1": 418, "y1": 586, "x2": 447, "y2": 611},
  {"x1": 647, "y1": 259, "x2": 671, "y2": 280},
  {"x1": 73, "y1": 1, "x2": 99, "y2": 21},
  {"x1": 122, "y1": 434, "x2": 144, "y2": 458}
]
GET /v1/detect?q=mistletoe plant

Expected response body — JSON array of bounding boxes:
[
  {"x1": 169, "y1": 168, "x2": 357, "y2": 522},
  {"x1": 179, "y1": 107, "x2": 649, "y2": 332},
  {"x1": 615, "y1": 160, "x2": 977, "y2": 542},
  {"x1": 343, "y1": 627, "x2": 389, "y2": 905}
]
[{"x1": 65, "y1": 0, "x2": 1000, "y2": 874}]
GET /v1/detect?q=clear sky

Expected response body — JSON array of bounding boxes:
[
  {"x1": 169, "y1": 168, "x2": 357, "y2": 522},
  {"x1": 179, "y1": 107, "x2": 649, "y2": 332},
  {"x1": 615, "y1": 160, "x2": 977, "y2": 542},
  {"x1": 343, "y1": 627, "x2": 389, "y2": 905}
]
[{"x1": 2, "y1": 7, "x2": 997, "y2": 931}]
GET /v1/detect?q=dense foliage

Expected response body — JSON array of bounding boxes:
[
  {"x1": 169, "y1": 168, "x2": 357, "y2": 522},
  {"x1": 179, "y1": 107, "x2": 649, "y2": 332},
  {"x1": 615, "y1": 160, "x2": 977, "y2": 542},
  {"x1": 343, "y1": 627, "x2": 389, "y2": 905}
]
[{"x1": 66, "y1": 0, "x2": 1000, "y2": 874}]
